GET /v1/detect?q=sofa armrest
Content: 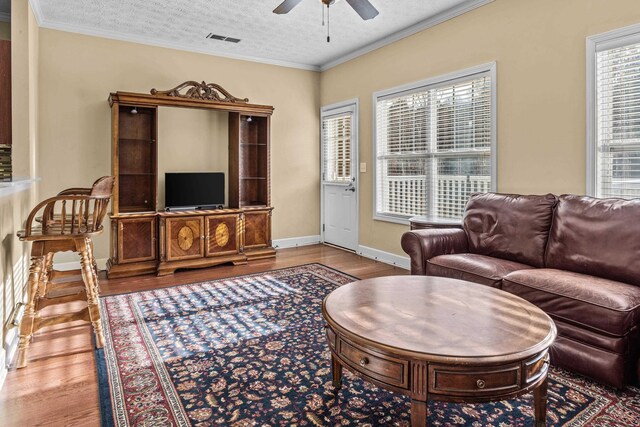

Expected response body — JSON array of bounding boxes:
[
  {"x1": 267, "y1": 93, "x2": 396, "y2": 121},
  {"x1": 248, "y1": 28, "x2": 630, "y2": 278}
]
[{"x1": 401, "y1": 228, "x2": 469, "y2": 275}]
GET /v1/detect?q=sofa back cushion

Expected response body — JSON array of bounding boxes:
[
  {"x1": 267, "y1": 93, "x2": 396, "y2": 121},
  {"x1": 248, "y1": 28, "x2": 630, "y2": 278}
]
[
  {"x1": 545, "y1": 195, "x2": 640, "y2": 286},
  {"x1": 463, "y1": 193, "x2": 557, "y2": 267}
]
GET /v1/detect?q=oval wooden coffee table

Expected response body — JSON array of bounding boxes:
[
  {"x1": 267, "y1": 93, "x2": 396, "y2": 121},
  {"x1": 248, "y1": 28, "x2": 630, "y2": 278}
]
[{"x1": 322, "y1": 276, "x2": 557, "y2": 427}]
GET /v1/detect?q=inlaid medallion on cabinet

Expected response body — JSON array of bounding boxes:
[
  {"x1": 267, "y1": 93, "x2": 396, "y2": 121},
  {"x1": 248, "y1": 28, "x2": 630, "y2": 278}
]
[{"x1": 166, "y1": 217, "x2": 204, "y2": 261}]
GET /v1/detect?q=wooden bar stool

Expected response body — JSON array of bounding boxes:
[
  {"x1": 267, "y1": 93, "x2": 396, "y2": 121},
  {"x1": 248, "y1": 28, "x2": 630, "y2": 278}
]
[{"x1": 16, "y1": 176, "x2": 114, "y2": 368}]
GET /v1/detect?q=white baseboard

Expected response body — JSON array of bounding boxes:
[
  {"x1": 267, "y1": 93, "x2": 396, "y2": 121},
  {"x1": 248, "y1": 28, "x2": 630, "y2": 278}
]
[
  {"x1": 357, "y1": 245, "x2": 411, "y2": 270},
  {"x1": 53, "y1": 258, "x2": 109, "y2": 272},
  {"x1": 0, "y1": 323, "x2": 19, "y2": 391},
  {"x1": 0, "y1": 348, "x2": 6, "y2": 392},
  {"x1": 273, "y1": 235, "x2": 321, "y2": 249}
]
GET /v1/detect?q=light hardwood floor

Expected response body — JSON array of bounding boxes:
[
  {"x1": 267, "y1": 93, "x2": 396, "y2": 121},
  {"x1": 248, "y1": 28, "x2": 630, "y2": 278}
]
[{"x1": 0, "y1": 244, "x2": 408, "y2": 426}]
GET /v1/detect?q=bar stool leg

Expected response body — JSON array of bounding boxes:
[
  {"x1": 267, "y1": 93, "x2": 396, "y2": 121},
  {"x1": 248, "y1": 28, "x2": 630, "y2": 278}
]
[
  {"x1": 77, "y1": 237, "x2": 105, "y2": 348},
  {"x1": 87, "y1": 240, "x2": 99, "y2": 288},
  {"x1": 38, "y1": 252, "x2": 55, "y2": 298},
  {"x1": 17, "y1": 251, "x2": 44, "y2": 368}
]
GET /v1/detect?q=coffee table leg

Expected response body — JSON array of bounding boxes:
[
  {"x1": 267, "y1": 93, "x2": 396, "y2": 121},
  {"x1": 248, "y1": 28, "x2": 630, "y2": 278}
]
[
  {"x1": 533, "y1": 377, "x2": 548, "y2": 427},
  {"x1": 331, "y1": 353, "x2": 342, "y2": 389},
  {"x1": 410, "y1": 399, "x2": 428, "y2": 427}
]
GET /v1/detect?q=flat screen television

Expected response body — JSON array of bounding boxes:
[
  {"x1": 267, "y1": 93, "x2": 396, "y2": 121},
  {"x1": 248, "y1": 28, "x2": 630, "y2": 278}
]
[{"x1": 165, "y1": 172, "x2": 225, "y2": 210}]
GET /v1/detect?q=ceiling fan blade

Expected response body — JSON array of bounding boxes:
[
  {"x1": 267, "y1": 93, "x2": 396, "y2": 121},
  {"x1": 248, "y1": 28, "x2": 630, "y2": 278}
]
[
  {"x1": 273, "y1": 0, "x2": 305, "y2": 14},
  {"x1": 345, "y1": 0, "x2": 379, "y2": 20}
]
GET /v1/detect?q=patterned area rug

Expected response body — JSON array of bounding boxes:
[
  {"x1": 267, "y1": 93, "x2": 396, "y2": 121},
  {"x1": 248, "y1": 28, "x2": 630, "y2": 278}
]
[{"x1": 97, "y1": 264, "x2": 640, "y2": 426}]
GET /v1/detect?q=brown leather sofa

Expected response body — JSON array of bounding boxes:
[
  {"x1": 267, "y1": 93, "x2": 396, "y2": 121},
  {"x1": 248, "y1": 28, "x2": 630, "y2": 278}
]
[{"x1": 401, "y1": 192, "x2": 640, "y2": 388}]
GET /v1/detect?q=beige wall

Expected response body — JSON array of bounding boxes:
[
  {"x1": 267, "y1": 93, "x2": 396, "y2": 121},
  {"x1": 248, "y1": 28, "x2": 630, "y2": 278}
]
[
  {"x1": 1, "y1": 2, "x2": 38, "y2": 384},
  {"x1": 0, "y1": 21, "x2": 10, "y2": 40},
  {"x1": 37, "y1": 29, "x2": 321, "y2": 261},
  {"x1": 320, "y1": 0, "x2": 640, "y2": 256},
  {"x1": 157, "y1": 109, "x2": 229, "y2": 208}
]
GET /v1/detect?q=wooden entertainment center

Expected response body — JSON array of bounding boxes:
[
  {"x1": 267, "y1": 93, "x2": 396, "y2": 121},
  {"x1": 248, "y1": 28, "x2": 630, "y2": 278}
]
[{"x1": 106, "y1": 81, "x2": 275, "y2": 278}]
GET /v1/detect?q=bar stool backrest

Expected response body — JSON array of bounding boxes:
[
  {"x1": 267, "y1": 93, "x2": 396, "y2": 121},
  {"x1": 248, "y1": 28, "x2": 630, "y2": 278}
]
[{"x1": 21, "y1": 176, "x2": 115, "y2": 240}]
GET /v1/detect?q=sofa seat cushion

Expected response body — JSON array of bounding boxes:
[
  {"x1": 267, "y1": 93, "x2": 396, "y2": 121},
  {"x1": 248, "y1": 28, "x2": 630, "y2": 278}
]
[
  {"x1": 503, "y1": 269, "x2": 640, "y2": 336},
  {"x1": 426, "y1": 254, "x2": 534, "y2": 288}
]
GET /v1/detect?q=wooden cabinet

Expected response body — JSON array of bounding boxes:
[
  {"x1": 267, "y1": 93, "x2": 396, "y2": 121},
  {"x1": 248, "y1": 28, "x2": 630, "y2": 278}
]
[
  {"x1": 157, "y1": 210, "x2": 246, "y2": 276},
  {"x1": 205, "y1": 213, "x2": 240, "y2": 256},
  {"x1": 165, "y1": 216, "x2": 204, "y2": 261},
  {"x1": 113, "y1": 106, "x2": 157, "y2": 213},
  {"x1": 229, "y1": 114, "x2": 270, "y2": 208},
  {"x1": 107, "y1": 214, "x2": 158, "y2": 278},
  {"x1": 107, "y1": 82, "x2": 276, "y2": 278},
  {"x1": 243, "y1": 208, "x2": 273, "y2": 256},
  {"x1": 0, "y1": 41, "x2": 11, "y2": 181}
]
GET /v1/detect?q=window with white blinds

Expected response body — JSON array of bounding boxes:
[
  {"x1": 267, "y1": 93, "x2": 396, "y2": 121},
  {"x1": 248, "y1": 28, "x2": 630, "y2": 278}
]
[
  {"x1": 374, "y1": 64, "x2": 496, "y2": 222},
  {"x1": 322, "y1": 111, "x2": 353, "y2": 184},
  {"x1": 591, "y1": 32, "x2": 640, "y2": 199}
]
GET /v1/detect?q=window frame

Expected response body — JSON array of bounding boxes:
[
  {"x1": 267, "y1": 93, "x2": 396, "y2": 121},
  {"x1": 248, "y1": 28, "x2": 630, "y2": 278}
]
[
  {"x1": 586, "y1": 23, "x2": 640, "y2": 197},
  {"x1": 372, "y1": 62, "x2": 497, "y2": 224}
]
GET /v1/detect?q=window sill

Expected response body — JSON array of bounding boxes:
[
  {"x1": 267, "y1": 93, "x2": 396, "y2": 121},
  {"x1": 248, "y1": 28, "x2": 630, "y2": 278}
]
[
  {"x1": 373, "y1": 214, "x2": 411, "y2": 226},
  {"x1": 0, "y1": 177, "x2": 39, "y2": 198},
  {"x1": 409, "y1": 216, "x2": 462, "y2": 229}
]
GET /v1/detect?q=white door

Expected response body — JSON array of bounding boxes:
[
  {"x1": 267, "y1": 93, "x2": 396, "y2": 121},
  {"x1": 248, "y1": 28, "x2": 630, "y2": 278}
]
[{"x1": 321, "y1": 101, "x2": 358, "y2": 251}]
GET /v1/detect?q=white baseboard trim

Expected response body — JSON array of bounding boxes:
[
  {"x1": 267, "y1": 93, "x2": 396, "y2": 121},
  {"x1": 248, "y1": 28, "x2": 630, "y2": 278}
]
[
  {"x1": 357, "y1": 245, "x2": 411, "y2": 270},
  {"x1": 0, "y1": 348, "x2": 6, "y2": 392},
  {"x1": 0, "y1": 324, "x2": 19, "y2": 391},
  {"x1": 273, "y1": 235, "x2": 321, "y2": 249},
  {"x1": 53, "y1": 258, "x2": 109, "y2": 272}
]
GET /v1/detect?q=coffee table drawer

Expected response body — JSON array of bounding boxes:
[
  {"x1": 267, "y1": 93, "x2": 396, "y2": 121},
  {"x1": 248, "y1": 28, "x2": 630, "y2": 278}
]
[
  {"x1": 337, "y1": 338, "x2": 409, "y2": 389},
  {"x1": 429, "y1": 364, "x2": 521, "y2": 396}
]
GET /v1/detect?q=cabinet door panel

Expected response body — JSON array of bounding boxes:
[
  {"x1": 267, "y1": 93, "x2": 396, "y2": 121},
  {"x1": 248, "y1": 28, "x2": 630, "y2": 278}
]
[
  {"x1": 117, "y1": 217, "x2": 157, "y2": 263},
  {"x1": 244, "y1": 211, "x2": 270, "y2": 249},
  {"x1": 206, "y1": 214, "x2": 240, "y2": 257},
  {"x1": 166, "y1": 217, "x2": 204, "y2": 261}
]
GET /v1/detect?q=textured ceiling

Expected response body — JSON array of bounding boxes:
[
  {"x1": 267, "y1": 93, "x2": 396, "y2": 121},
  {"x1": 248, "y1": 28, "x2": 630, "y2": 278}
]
[{"x1": 30, "y1": 0, "x2": 489, "y2": 70}]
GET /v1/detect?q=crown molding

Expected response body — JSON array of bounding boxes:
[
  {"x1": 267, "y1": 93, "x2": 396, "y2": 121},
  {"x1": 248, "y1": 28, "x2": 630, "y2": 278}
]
[
  {"x1": 320, "y1": 0, "x2": 494, "y2": 71},
  {"x1": 28, "y1": 0, "x2": 43, "y2": 24},
  {"x1": 0, "y1": 12, "x2": 10, "y2": 23},
  {"x1": 28, "y1": 0, "x2": 320, "y2": 71},
  {"x1": 28, "y1": 0, "x2": 493, "y2": 73},
  {"x1": 40, "y1": 20, "x2": 322, "y2": 71}
]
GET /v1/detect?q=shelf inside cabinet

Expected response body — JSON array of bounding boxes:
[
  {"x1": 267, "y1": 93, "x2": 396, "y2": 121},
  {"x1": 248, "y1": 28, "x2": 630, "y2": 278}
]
[
  {"x1": 119, "y1": 172, "x2": 155, "y2": 176},
  {"x1": 119, "y1": 138, "x2": 154, "y2": 144},
  {"x1": 120, "y1": 206, "x2": 156, "y2": 213},
  {"x1": 241, "y1": 201, "x2": 268, "y2": 207}
]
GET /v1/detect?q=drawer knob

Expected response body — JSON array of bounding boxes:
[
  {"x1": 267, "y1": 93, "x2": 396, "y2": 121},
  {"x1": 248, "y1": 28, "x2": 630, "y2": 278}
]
[
  {"x1": 359, "y1": 357, "x2": 369, "y2": 367},
  {"x1": 476, "y1": 379, "x2": 486, "y2": 389}
]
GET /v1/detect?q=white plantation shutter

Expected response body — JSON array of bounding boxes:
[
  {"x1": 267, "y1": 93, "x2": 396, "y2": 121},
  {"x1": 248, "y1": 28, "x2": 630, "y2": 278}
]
[
  {"x1": 375, "y1": 67, "x2": 495, "y2": 221},
  {"x1": 595, "y1": 38, "x2": 640, "y2": 198},
  {"x1": 322, "y1": 112, "x2": 352, "y2": 183}
]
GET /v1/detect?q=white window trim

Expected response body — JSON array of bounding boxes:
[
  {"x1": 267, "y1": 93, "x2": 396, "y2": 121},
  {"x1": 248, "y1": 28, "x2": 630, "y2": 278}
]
[
  {"x1": 372, "y1": 62, "x2": 497, "y2": 224},
  {"x1": 586, "y1": 23, "x2": 640, "y2": 197}
]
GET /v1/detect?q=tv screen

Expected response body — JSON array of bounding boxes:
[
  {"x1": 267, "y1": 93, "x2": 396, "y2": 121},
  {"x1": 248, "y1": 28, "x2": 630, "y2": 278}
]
[{"x1": 165, "y1": 172, "x2": 225, "y2": 210}]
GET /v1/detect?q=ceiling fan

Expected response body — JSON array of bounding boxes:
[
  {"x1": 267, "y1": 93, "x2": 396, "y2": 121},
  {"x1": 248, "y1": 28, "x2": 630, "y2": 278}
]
[
  {"x1": 274, "y1": 0, "x2": 379, "y2": 20},
  {"x1": 273, "y1": 0, "x2": 379, "y2": 42}
]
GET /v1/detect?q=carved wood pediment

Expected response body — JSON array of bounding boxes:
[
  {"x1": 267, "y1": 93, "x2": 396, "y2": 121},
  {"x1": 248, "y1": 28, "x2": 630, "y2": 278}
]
[{"x1": 150, "y1": 81, "x2": 249, "y2": 103}]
